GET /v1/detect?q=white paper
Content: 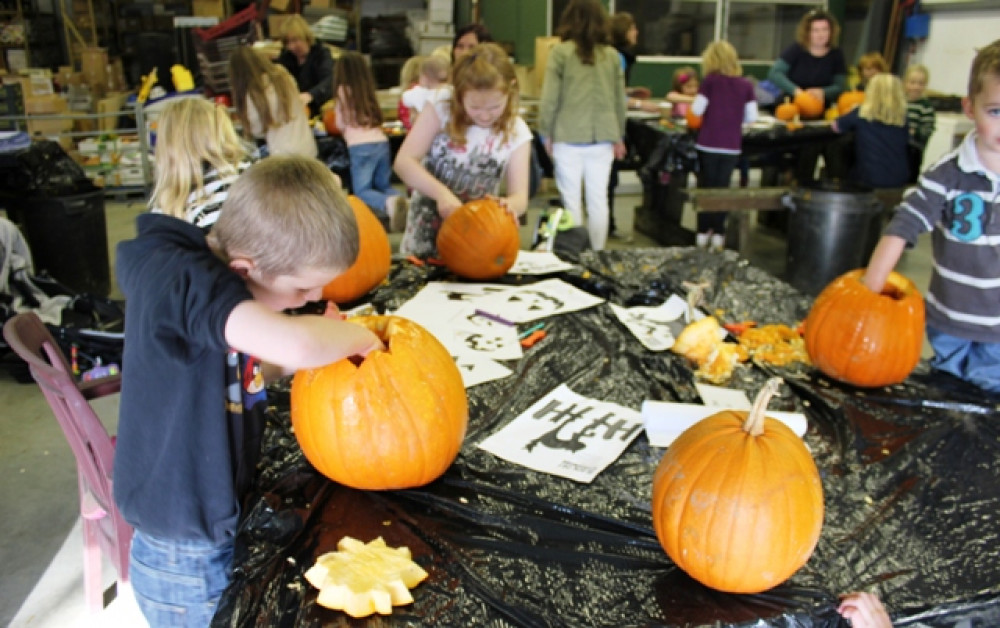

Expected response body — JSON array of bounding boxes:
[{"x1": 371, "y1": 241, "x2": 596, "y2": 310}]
[
  {"x1": 694, "y1": 383, "x2": 752, "y2": 409},
  {"x1": 641, "y1": 399, "x2": 808, "y2": 448},
  {"x1": 508, "y1": 250, "x2": 575, "y2": 275},
  {"x1": 478, "y1": 384, "x2": 643, "y2": 483},
  {"x1": 453, "y1": 354, "x2": 513, "y2": 388},
  {"x1": 608, "y1": 294, "x2": 690, "y2": 351},
  {"x1": 475, "y1": 278, "x2": 605, "y2": 323}
]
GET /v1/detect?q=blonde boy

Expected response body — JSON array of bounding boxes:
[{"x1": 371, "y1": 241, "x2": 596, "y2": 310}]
[
  {"x1": 114, "y1": 156, "x2": 382, "y2": 625},
  {"x1": 864, "y1": 39, "x2": 1000, "y2": 392}
]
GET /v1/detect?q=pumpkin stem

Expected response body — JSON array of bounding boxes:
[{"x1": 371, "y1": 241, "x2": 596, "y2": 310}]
[
  {"x1": 744, "y1": 377, "x2": 783, "y2": 436},
  {"x1": 682, "y1": 280, "x2": 711, "y2": 322}
]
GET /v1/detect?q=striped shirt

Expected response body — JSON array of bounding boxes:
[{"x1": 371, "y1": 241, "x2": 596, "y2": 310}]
[
  {"x1": 906, "y1": 97, "x2": 935, "y2": 148},
  {"x1": 884, "y1": 131, "x2": 1000, "y2": 342}
]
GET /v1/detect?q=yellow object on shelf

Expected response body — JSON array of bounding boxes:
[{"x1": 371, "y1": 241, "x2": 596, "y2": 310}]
[
  {"x1": 171, "y1": 65, "x2": 195, "y2": 92},
  {"x1": 137, "y1": 68, "x2": 158, "y2": 103}
]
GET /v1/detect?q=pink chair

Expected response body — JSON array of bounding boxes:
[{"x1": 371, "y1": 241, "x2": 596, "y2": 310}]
[{"x1": 3, "y1": 312, "x2": 132, "y2": 613}]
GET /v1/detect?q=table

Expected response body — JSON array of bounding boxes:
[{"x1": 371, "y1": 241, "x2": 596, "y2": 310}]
[
  {"x1": 212, "y1": 249, "x2": 1000, "y2": 628},
  {"x1": 625, "y1": 118, "x2": 840, "y2": 247}
]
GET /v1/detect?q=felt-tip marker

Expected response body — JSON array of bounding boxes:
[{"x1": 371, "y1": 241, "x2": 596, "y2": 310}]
[{"x1": 474, "y1": 309, "x2": 515, "y2": 326}]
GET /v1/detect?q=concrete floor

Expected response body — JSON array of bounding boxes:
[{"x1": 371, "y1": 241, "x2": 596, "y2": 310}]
[{"x1": 0, "y1": 174, "x2": 934, "y2": 626}]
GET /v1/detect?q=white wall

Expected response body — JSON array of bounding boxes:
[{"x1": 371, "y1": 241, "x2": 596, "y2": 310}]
[{"x1": 909, "y1": 9, "x2": 1000, "y2": 96}]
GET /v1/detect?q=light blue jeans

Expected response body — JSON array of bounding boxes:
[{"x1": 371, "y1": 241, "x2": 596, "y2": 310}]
[
  {"x1": 927, "y1": 326, "x2": 1000, "y2": 392},
  {"x1": 348, "y1": 140, "x2": 399, "y2": 220},
  {"x1": 129, "y1": 530, "x2": 233, "y2": 627}
]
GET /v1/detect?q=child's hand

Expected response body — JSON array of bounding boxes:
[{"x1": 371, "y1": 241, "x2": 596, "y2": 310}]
[
  {"x1": 323, "y1": 301, "x2": 346, "y2": 320},
  {"x1": 838, "y1": 592, "x2": 892, "y2": 628},
  {"x1": 613, "y1": 141, "x2": 627, "y2": 160},
  {"x1": 487, "y1": 195, "x2": 520, "y2": 221}
]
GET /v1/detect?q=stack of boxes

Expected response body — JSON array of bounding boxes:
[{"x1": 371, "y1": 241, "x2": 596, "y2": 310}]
[{"x1": 405, "y1": 0, "x2": 453, "y2": 56}]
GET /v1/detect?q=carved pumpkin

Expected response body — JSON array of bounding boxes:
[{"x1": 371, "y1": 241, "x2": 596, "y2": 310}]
[
  {"x1": 685, "y1": 109, "x2": 702, "y2": 130},
  {"x1": 437, "y1": 198, "x2": 520, "y2": 280},
  {"x1": 323, "y1": 107, "x2": 340, "y2": 135},
  {"x1": 794, "y1": 91, "x2": 825, "y2": 119},
  {"x1": 775, "y1": 97, "x2": 799, "y2": 122},
  {"x1": 291, "y1": 316, "x2": 469, "y2": 490},
  {"x1": 804, "y1": 269, "x2": 925, "y2": 387},
  {"x1": 651, "y1": 378, "x2": 824, "y2": 593},
  {"x1": 837, "y1": 90, "x2": 865, "y2": 115},
  {"x1": 322, "y1": 196, "x2": 392, "y2": 304}
]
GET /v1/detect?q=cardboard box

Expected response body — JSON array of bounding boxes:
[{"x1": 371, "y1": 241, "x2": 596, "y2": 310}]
[
  {"x1": 310, "y1": 0, "x2": 330, "y2": 7},
  {"x1": 25, "y1": 94, "x2": 74, "y2": 136},
  {"x1": 97, "y1": 91, "x2": 129, "y2": 131},
  {"x1": 270, "y1": 0, "x2": 290, "y2": 12},
  {"x1": 534, "y1": 36, "x2": 560, "y2": 92},
  {"x1": 268, "y1": 14, "x2": 293, "y2": 38},
  {"x1": 81, "y1": 47, "x2": 109, "y2": 92},
  {"x1": 193, "y1": 0, "x2": 225, "y2": 17}
]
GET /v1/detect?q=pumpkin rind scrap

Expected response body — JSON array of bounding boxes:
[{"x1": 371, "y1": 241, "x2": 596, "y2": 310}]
[
  {"x1": 291, "y1": 316, "x2": 468, "y2": 490},
  {"x1": 685, "y1": 109, "x2": 703, "y2": 130},
  {"x1": 436, "y1": 198, "x2": 520, "y2": 280},
  {"x1": 804, "y1": 269, "x2": 925, "y2": 387},
  {"x1": 775, "y1": 97, "x2": 799, "y2": 122},
  {"x1": 793, "y1": 91, "x2": 825, "y2": 119},
  {"x1": 322, "y1": 196, "x2": 392, "y2": 304},
  {"x1": 651, "y1": 379, "x2": 824, "y2": 594}
]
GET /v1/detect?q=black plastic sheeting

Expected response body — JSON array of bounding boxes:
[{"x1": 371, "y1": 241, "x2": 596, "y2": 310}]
[{"x1": 212, "y1": 248, "x2": 1000, "y2": 628}]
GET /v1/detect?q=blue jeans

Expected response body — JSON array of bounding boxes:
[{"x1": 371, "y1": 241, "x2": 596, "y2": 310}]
[
  {"x1": 129, "y1": 530, "x2": 233, "y2": 627},
  {"x1": 348, "y1": 140, "x2": 399, "y2": 219},
  {"x1": 927, "y1": 326, "x2": 1000, "y2": 392}
]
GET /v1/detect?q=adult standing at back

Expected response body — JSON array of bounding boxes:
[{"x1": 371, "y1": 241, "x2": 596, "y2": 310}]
[
  {"x1": 767, "y1": 9, "x2": 847, "y2": 184},
  {"x1": 276, "y1": 15, "x2": 333, "y2": 117},
  {"x1": 452, "y1": 23, "x2": 493, "y2": 62},
  {"x1": 538, "y1": 0, "x2": 627, "y2": 251}
]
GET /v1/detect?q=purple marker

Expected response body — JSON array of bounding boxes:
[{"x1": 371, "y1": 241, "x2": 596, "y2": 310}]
[{"x1": 474, "y1": 309, "x2": 515, "y2": 326}]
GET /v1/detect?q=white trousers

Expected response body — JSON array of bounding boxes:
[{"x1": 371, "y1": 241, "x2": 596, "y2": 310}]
[{"x1": 552, "y1": 142, "x2": 615, "y2": 251}]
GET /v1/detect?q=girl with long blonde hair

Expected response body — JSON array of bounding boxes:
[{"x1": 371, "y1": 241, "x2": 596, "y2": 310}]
[
  {"x1": 833, "y1": 73, "x2": 910, "y2": 187},
  {"x1": 148, "y1": 97, "x2": 252, "y2": 230}
]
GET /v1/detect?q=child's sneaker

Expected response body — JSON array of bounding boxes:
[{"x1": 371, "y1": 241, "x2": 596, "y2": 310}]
[
  {"x1": 710, "y1": 233, "x2": 725, "y2": 252},
  {"x1": 696, "y1": 232, "x2": 710, "y2": 249},
  {"x1": 389, "y1": 195, "x2": 409, "y2": 233}
]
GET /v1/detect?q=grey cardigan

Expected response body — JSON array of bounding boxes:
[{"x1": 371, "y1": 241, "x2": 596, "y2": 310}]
[{"x1": 538, "y1": 41, "x2": 627, "y2": 144}]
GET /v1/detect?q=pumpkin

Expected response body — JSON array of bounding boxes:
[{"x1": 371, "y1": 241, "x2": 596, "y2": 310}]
[
  {"x1": 685, "y1": 109, "x2": 702, "y2": 130},
  {"x1": 651, "y1": 378, "x2": 824, "y2": 593},
  {"x1": 824, "y1": 106, "x2": 840, "y2": 121},
  {"x1": 793, "y1": 91, "x2": 825, "y2": 119},
  {"x1": 291, "y1": 316, "x2": 468, "y2": 490},
  {"x1": 436, "y1": 198, "x2": 520, "y2": 280},
  {"x1": 323, "y1": 107, "x2": 340, "y2": 135},
  {"x1": 775, "y1": 97, "x2": 799, "y2": 122},
  {"x1": 322, "y1": 196, "x2": 392, "y2": 304},
  {"x1": 837, "y1": 90, "x2": 865, "y2": 115},
  {"x1": 804, "y1": 269, "x2": 925, "y2": 388}
]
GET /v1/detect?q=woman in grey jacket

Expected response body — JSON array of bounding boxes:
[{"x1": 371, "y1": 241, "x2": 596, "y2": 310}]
[{"x1": 538, "y1": 0, "x2": 627, "y2": 251}]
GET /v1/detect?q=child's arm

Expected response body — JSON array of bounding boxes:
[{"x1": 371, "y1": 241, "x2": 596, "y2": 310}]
[
  {"x1": 863, "y1": 235, "x2": 907, "y2": 293},
  {"x1": 393, "y1": 104, "x2": 464, "y2": 218},
  {"x1": 498, "y1": 140, "x2": 532, "y2": 217},
  {"x1": 224, "y1": 300, "x2": 383, "y2": 375},
  {"x1": 666, "y1": 90, "x2": 695, "y2": 104}
]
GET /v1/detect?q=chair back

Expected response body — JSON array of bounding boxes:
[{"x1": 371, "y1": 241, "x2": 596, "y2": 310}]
[{"x1": 2, "y1": 312, "x2": 131, "y2": 599}]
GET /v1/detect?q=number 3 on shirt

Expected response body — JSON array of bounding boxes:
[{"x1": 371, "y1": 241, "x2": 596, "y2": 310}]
[{"x1": 950, "y1": 193, "x2": 985, "y2": 241}]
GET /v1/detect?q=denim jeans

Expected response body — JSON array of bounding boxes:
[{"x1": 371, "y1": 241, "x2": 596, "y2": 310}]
[
  {"x1": 129, "y1": 530, "x2": 233, "y2": 627},
  {"x1": 348, "y1": 140, "x2": 399, "y2": 218},
  {"x1": 927, "y1": 326, "x2": 1000, "y2": 392}
]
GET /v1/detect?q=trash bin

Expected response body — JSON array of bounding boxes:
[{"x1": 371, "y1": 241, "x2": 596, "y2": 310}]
[
  {"x1": 784, "y1": 182, "x2": 884, "y2": 296},
  {"x1": 3, "y1": 189, "x2": 111, "y2": 296}
]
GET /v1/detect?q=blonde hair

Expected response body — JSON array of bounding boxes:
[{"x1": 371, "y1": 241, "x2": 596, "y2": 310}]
[
  {"x1": 228, "y1": 47, "x2": 301, "y2": 137},
  {"x1": 149, "y1": 98, "x2": 249, "y2": 220},
  {"x1": 281, "y1": 14, "x2": 315, "y2": 47},
  {"x1": 399, "y1": 55, "x2": 425, "y2": 87},
  {"x1": 210, "y1": 156, "x2": 359, "y2": 277},
  {"x1": 421, "y1": 54, "x2": 450, "y2": 84},
  {"x1": 702, "y1": 41, "x2": 741, "y2": 77},
  {"x1": 859, "y1": 73, "x2": 907, "y2": 126},
  {"x1": 447, "y1": 42, "x2": 519, "y2": 146},
  {"x1": 968, "y1": 39, "x2": 1000, "y2": 99},
  {"x1": 904, "y1": 63, "x2": 929, "y2": 83},
  {"x1": 795, "y1": 9, "x2": 840, "y2": 49}
]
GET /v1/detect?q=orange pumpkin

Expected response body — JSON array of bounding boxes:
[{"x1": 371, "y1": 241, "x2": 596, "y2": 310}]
[
  {"x1": 804, "y1": 269, "x2": 925, "y2": 388},
  {"x1": 651, "y1": 378, "x2": 824, "y2": 593},
  {"x1": 437, "y1": 198, "x2": 520, "y2": 280},
  {"x1": 794, "y1": 91, "x2": 825, "y2": 119},
  {"x1": 775, "y1": 97, "x2": 799, "y2": 122},
  {"x1": 323, "y1": 107, "x2": 340, "y2": 135},
  {"x1": 685, "y1": 109, "x2": 702, "y2": 130},
  {"x1": 291, "y1": 315, "x2": 469, "y2": 490},
  {"x1": 322, "y1": 196, "x2": 391, "y2": 304},
  {"x1": 837, "y1": 90, "x2": 865, "y2": 115}
]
